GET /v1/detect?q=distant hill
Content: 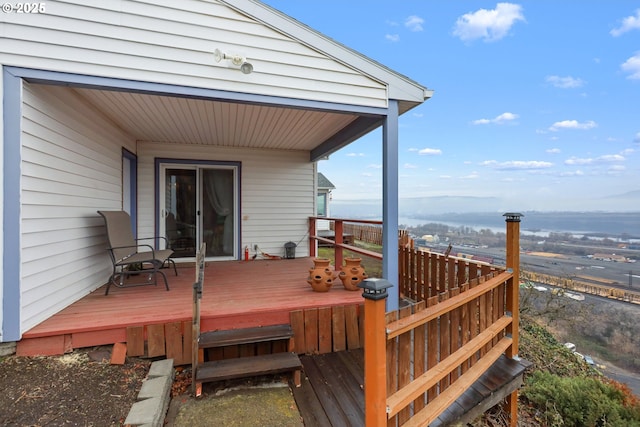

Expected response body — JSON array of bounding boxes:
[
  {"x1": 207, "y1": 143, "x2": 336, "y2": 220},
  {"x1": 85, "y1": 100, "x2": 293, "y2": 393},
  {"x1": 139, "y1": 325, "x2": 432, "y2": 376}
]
[
  {"x1": 330, "y1": 197, "x2": 640, "y2": 237},
  {"x1": 330, "y1": 189, "x2": 640, "y2": 218},
  {"x1": 411, "y1": 211, "x2": 640, "y2": 237},
  {"x1": 331, "y1": 195, "x2": 502, "y2": 219}
]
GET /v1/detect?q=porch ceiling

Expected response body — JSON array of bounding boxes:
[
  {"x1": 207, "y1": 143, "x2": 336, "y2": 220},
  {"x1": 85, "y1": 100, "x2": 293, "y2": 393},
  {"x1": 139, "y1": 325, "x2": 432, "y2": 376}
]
[{"x1": 72, "y1": 87, "x2": 363, "y2": 152}]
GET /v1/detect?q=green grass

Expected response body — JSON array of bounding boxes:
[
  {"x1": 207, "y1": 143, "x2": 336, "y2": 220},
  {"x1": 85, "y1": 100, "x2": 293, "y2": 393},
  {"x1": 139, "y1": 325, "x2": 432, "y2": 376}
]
[{"x1": 317, "y1": 241, "x2": 383, "y2": 278}]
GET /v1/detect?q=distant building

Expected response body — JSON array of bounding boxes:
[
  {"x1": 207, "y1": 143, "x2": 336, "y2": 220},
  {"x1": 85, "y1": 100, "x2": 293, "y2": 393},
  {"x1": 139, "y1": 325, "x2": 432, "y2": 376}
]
[
  {"x1": 592, "y1": 253, "x2": 627, "y2": 262},
  {"x1": 421, "y1": 234, "x2": 440, "y2": 243},
  {"x1": 317, "y1": 173, "x2": 335, "y2": 231}
]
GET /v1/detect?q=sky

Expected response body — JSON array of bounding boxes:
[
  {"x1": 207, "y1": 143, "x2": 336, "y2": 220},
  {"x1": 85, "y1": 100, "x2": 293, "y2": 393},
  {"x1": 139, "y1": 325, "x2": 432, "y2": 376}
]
[{"x1": 263, "y1": 1, "x2": 640, "y2": 213}]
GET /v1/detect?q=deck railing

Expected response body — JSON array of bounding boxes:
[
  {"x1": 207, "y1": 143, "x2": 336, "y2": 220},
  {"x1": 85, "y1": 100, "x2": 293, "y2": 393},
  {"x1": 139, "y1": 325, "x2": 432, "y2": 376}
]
[
  {"x1": 399, "y1": 246, "x2": 498, "y2": 302},
  {"x1": 383, "y1": 268, "x2": 514, "y2": 426},
  {"x1": 308, "y1": 214, "x2": 523, "y2": 426},
  {"x1": 308, "y1": 217, "x2": 383, "y2": 272}
]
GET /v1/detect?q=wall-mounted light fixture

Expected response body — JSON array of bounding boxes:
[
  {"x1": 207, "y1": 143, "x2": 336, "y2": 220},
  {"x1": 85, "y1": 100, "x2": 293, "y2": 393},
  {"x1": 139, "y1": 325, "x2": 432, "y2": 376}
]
[{"x1": 213, "y1": 48, "x2": 253, "y2": 74}]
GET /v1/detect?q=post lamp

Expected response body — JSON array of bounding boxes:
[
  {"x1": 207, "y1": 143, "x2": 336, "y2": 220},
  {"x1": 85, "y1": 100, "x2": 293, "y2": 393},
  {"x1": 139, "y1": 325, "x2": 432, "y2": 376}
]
[{"x1": 358, "y1": 277, "x2": 393, "y2": 300}]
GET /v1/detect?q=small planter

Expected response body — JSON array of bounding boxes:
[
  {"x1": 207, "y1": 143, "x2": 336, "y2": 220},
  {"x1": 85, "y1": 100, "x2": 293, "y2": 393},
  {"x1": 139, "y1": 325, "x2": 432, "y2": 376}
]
[
  {"x1": 307, "y1": 257, "x2": 335, "y2": 292},
  {"x1": 339, "y1": 257, "x2": 368, "y2": 291}
]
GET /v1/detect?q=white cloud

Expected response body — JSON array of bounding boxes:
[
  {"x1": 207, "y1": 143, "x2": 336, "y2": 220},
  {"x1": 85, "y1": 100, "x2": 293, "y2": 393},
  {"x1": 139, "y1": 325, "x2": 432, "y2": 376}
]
[
  {"x1": 452, "y1": 3, "x2": 525, "y2": 42},
  {"x1": 610, "y1": 9, "x2": 640, "y2": 37},
  {"x1": 439, "y1": 175, "x2": 452, "y2": 179},
  {"x1": 460, "y1": 173, "x2": 480, "y2": 179},
  {"x1": 418, "y1": 148, "x2": 443, "y2": 155},
  {"x1": 609, "y1": 165, "x2": 626, "y2": 172},
  {"x1": 545, "y1": 75, "x2": 585, "y2": 89},
  {"x1": 480, "y1": 160, "x2": 553, "y2": 170},
  {"x1": 634, "y1": 132, "x2": 640, "y2": 144},
  {"x1": 600, "y1": 154, "x2": 625, "y2": 162},
  {"x1": 404, "y1": 163, "x2": 418, "y2": 169},
  {"x1": 495, "y1": 112, "x2": 518, "y2": 123},
  {"x1": 546, "y1": 148, "x2": 561, "y2": 154},
  {"x1": 361, "y1": 172, "x2": 373, "y2": 177},
  {"x1": 405, "y1": 15, "x2": 424, "y2": 32},
  {"x1": 559, "y1": 170, "x2": 584, "y2": 177},
  {"x1": 346, "y1": 152, "x2": 365, "y2": 157},
  {"x1": 621, "y1": 52, "x2": 640, "y2": 80},
  {"x1": 548, "y1": 120, "x2": 597, "y2": 131},
  {"x1": 368, "y1": 164, "x2": 383, "y2": 169},
  {"x1": 386, "y1": 34, "x2": 400, "y2": 42},
  {"x1": 564, "y1": 154, "x2": 625, "y2": 165},
  {"x1": 472, "y1": 112, "x2": 519, "y2": 125},
  {"x1": 564, "y1": 157, "x2": 592, "y2": 165}
]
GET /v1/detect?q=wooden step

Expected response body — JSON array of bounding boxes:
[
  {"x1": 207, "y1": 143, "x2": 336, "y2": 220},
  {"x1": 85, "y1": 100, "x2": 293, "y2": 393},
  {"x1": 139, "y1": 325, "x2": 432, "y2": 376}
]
[
  {"x1": 196, "y1": 352, "x2": 302, "y2": 383},
  {"x1": 199, "y1": 324, "x2": 293, "y2": 349}
]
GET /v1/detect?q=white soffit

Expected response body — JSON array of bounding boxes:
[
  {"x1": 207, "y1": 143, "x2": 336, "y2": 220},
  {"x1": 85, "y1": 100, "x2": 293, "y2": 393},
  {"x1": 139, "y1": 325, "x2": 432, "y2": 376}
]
[{"x1": 73, "y1": 87, "x2": 359, "y2": 150}]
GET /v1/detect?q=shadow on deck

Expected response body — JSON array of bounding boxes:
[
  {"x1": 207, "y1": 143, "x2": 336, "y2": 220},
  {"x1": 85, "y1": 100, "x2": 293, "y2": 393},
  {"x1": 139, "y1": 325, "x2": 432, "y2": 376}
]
[{"x1": 293, "y1": 349, "x2": 531, "y2": 427}]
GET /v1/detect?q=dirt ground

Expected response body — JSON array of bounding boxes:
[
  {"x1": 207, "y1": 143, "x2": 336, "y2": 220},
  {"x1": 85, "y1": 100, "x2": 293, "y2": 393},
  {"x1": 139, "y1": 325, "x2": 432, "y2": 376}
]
[
  {"x1": 0, "y1": 347, "x2": 150, "y2": 427},
  {"x1": 0, "y1": 347, "x2": 303, "y2": 427}
]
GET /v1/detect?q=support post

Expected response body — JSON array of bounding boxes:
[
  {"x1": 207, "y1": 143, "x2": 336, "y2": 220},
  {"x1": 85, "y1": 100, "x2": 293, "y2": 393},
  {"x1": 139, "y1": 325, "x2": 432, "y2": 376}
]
[
  {"x1": 504, "y1": 212, "x2": 521, "y2": 357},
  {"x1": 335, "y1": 219, "x2": 344, "y2": 271},
  {"x1": 309, "y1": 217, "x2": 317, "y2": 258},
  {"x1": 382, "y1": 100, "x2": 399, "y2": 312},
  {"x1": 359, "y1": 278, "x2": 393, "y2": 427},
  {"x1": 504, "y1": 212, "x2": 522, "y2": 427}
]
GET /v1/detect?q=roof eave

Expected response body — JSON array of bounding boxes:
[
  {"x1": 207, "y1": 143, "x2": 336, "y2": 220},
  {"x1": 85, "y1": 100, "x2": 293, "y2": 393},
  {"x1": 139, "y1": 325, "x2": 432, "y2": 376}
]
[{"x1": 222, "y1": 0, "x2": 432, "y2": 108}]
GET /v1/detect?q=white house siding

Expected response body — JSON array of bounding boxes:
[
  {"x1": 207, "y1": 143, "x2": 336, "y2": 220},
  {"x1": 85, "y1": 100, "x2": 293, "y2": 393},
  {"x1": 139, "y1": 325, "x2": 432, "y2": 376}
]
[
  {"x1": 20, "y1": 83, "x2": 134, "y2": 333},
  {"x1": 137, "y1": 142, "x2": 314, "y2": 258},
  {"x1": 0, "y1": 0, "x2": 388, "y2": 109}
]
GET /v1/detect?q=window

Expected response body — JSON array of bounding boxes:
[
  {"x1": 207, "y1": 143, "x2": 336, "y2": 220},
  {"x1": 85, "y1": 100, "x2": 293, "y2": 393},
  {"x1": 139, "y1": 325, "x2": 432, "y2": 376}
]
[{"x1": 317, "y1": 192, "x2": 327, "y2": 217}]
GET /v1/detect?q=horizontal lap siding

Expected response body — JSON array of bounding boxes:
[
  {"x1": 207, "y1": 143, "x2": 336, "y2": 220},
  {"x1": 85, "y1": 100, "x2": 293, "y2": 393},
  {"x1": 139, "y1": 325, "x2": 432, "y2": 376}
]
[
  {"x1": 21, "y1": 83, "x2": 134, "y2": 333},
  {"x1": 0, "y1": 0, "x2": 387, "y2": 108},
  {"x1": 138, "y1": 142, "x2": 313, "y2": 258}
]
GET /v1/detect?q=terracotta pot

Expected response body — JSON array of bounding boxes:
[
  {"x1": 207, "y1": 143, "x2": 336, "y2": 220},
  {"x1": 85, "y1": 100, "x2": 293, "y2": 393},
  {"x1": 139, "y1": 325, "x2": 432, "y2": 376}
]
[
  {"x1": 339, "y1": 257, "x2": 368, "y2": 291},
  {"x1": 307, "y1": 257, "x2": 335, "y2": 292}
]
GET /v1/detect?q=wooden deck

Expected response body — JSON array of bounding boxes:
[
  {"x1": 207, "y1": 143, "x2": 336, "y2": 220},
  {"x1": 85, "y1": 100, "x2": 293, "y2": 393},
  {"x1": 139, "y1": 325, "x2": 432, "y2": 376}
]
[
  {"x1": 18, "y1": 258, "x2": 364, "y2": 356},
  {"x1": 294, "y1": 349, "x2": 531, "y2": 427}
]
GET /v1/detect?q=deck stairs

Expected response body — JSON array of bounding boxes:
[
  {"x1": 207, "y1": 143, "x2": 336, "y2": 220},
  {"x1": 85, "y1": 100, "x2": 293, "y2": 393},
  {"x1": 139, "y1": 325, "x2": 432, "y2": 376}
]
[
  {"x1": 194, "y1": 324, "x2": 302, "y2": 396},
  {"x1": 191, "y1": 243, "x2": 301, "y2": 396}
]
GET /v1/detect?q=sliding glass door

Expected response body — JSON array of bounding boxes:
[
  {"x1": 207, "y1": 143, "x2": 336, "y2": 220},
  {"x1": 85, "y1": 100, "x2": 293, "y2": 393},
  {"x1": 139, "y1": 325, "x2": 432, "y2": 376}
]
[{"x1": 160, "y1": 163, "x2": 237, "y2": 260}]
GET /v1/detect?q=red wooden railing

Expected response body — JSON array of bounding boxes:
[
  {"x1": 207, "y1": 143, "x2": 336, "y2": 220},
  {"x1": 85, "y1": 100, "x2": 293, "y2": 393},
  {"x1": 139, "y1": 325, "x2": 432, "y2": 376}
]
[{"x1": 308, "y1": 217, "x2": 383, "y2": 272}]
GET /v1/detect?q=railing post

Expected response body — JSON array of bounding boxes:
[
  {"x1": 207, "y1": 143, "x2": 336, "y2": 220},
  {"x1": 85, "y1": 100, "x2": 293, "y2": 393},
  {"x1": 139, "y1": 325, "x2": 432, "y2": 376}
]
[
  {"x1": 335, "y1": 219, "x2": 344, "y2": 271},
  {"x1": 503, "y1": 212, "x2": 522, "y2": 357},
  {"x1": 504, "y1": 212, "x2": 522, "y2": 427},
  {"x1": 359, "y1": 278, "x2": 393, "y2": 427},
  {"x1": 309, "y1": 217, "x2": 317, "y2": 258}
]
